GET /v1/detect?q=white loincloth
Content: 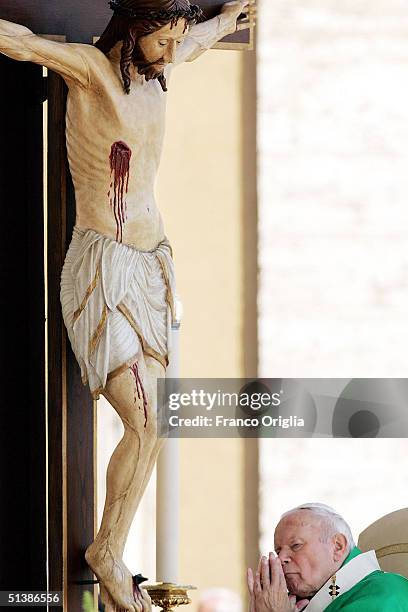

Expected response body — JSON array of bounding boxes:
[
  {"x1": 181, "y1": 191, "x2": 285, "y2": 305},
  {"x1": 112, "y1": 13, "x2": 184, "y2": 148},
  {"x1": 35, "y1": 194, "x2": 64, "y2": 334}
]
[{"x1": 60, "y1": 226, "x2": 176, "y2": 398}]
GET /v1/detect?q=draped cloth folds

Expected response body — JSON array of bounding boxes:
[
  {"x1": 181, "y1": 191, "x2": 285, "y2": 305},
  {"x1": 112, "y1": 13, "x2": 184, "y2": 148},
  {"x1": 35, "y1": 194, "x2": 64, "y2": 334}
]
[{"x1": 60, "y1": 226, "x2": 176, "y2": 398}]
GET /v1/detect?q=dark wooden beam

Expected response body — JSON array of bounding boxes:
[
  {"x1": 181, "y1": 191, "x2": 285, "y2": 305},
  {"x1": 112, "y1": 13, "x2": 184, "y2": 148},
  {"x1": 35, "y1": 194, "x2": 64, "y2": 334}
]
[
  {"x1": 47, "y1": 68, "x2": 67, "y2": 611},
  {"x1": 47, "y1": 68, "x2": 96, "y2": 611}
]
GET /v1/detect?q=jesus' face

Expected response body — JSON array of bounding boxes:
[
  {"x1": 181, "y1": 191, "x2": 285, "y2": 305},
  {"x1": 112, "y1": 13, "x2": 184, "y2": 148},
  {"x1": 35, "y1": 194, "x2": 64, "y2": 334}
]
[{"x1": 136, "y1": 19, "x2": 188, "y2": 81}]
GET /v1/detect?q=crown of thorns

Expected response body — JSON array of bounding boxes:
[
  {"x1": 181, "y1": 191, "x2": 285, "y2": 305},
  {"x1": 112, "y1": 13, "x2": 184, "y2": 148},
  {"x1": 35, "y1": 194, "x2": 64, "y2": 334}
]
[{"x1": 108, "y1": 0, "x2": 203, "y2": 21}]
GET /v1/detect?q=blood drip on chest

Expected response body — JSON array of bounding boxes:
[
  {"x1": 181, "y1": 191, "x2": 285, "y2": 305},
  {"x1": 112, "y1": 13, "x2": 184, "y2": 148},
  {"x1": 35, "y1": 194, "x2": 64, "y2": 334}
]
[
  {"x1": 130, "y1": 362, "x2": 148, "y2": 429},
  {"x1": 108, "y1": 141, "x2": 132, "y2": 243}
]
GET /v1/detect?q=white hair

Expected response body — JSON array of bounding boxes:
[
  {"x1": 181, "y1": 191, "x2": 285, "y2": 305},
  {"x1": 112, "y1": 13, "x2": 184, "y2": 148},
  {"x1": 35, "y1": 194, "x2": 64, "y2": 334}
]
[
  {"x1": 280, "y1": 503, "x2": 355, "y2": 553},
  {"x1": 198, "y1": 588, "x2": 242, "y2": 612}
]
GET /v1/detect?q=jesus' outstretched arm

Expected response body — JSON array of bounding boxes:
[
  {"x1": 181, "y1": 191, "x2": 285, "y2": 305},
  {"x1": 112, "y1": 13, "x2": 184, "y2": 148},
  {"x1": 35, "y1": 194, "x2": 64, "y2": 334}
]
[
  {"x1": 0, "y1": 19, "x2": 89, "y2": 86},
  {"x1": 175, "y1": 0, "x2": 254, "y2": 63}
]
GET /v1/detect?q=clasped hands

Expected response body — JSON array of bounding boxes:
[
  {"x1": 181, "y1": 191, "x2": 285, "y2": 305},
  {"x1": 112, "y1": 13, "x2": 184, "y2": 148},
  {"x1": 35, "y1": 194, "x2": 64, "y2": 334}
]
[{"x1": 247, "y1": 553, "x2": 309, "y2": 612}]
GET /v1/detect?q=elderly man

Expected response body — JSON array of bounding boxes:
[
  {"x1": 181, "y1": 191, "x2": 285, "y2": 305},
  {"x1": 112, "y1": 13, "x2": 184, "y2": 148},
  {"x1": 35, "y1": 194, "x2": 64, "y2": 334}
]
[{"x1": 247, "y1": 503, "x2": 408, "y2": 611}]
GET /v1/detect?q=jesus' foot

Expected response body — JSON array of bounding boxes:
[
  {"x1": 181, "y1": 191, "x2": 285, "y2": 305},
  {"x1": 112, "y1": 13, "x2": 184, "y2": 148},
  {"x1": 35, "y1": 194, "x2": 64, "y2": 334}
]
[
  {"x1": 85, "y1": 541, "x2": 138, "y2": 612},
  {"x1": 99, "y1": 585, "x2": 121, "y2": 612},
  {"x1": 99, "y1": 585, "x2": 151, "y2": 612},
  {"x1": 99, "y1": 585, "x2": 140, "y2": 612}
]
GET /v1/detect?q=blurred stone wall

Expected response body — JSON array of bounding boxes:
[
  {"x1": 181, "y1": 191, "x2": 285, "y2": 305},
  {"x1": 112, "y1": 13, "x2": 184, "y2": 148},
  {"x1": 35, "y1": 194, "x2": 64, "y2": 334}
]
[
  {"x1": 258, "y1": 0, "x2": 408, "y2": 377},
  {"x1": 258, "y1": 0, "x2": 408, "y2": 557}
]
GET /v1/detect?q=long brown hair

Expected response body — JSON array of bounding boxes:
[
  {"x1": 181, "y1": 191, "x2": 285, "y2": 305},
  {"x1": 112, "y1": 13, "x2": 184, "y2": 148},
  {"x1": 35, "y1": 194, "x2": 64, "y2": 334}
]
[{"x1": 95, "y1": 0, "x2": 203, "y2": 93}]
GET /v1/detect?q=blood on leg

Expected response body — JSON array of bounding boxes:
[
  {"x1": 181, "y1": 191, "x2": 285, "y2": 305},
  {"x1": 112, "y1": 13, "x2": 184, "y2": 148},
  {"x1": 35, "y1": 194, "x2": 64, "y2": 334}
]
[{"x1": 86, "y1": 353, "x2": 165, "y2": 611}]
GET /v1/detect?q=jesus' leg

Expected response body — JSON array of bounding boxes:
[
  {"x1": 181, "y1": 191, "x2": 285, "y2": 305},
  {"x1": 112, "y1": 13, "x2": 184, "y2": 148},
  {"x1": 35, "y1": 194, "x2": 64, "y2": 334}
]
[{"x1": 85, "y1": 355, "x2": 165, "y2": 612}]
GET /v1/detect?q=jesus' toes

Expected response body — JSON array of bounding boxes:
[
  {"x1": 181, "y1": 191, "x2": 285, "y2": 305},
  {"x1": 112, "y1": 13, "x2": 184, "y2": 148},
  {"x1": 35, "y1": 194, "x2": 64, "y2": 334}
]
[{"x1": 100, "y1": 585, "x2": 139, "y2": 612}]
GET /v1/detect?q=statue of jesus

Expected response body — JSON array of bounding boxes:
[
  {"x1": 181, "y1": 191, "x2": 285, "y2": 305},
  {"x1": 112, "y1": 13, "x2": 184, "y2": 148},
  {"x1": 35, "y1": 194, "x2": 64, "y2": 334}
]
[{"x1": 0, "y1": 2, "x2": 253, "y2": 610}]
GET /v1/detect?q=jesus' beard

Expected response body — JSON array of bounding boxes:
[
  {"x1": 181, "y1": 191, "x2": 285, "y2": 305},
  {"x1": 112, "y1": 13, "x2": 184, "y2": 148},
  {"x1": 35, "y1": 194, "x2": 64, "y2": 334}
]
[{"x1": 132, "y1": 44, "x2": 168, "y2": 92}]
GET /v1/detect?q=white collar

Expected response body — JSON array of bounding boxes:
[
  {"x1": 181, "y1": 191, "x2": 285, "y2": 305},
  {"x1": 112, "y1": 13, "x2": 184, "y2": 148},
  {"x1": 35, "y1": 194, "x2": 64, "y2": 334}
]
[{"x1": 306, "y1": 550, "x2": 380, "y2": 611}]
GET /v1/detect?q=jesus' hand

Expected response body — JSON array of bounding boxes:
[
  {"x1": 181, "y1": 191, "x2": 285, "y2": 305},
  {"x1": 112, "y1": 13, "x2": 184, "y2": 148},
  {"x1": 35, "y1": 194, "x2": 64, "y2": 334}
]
[
  {"x1": 247, "y1": 554, "x2": 309, "y2": 612},
  {"x1": 220, "y1": 0, "x2": 257, "y2": 36}
]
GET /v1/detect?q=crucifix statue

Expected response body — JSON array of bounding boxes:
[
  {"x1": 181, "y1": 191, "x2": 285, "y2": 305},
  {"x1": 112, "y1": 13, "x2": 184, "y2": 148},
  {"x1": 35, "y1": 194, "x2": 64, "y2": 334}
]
[{"x1": 0, "y1": 1, "x2": 254, "y2": 610}]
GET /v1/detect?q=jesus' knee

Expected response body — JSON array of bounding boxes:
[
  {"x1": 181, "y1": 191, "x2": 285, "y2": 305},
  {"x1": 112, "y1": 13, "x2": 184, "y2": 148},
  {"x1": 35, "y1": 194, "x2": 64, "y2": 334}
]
[{"x1": 119, "y1": 393, "x2": 159, "y2": 450}]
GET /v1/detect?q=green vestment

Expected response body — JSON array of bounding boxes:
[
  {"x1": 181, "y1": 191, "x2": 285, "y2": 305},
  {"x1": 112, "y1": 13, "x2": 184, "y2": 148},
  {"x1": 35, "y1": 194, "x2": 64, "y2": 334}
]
[{"x1": 324, "y1": 547, "x2": 408, "y2": 611}]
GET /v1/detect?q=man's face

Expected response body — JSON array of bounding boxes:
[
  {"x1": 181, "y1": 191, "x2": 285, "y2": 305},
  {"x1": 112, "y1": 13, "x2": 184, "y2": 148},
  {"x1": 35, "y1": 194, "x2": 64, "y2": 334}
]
[
  {"x1": 274, "y1": 512, "x2": 340, "y2": 598},
  {"x1": 136, "y1": 19, "x2": 188, "y2": 80}
]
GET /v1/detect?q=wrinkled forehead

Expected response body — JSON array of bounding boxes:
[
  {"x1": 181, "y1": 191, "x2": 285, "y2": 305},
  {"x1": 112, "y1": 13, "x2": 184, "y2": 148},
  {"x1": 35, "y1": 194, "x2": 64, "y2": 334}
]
[{"x1": 274, "y1": 511, "x2": 322, "y2": 547}]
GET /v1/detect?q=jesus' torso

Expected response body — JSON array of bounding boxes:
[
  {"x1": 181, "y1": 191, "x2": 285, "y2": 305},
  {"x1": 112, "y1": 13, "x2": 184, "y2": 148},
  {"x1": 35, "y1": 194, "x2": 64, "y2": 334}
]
[
  {"x1": 0, "y1": 15, "x2": 231, "y2": 249},
  {"x1": 67, "y1": 43, "x2": 168, "y2": 250}
]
